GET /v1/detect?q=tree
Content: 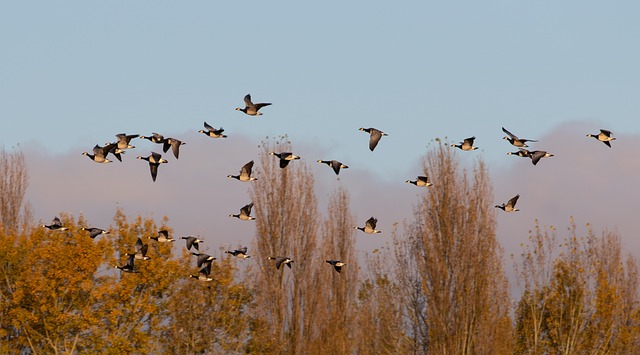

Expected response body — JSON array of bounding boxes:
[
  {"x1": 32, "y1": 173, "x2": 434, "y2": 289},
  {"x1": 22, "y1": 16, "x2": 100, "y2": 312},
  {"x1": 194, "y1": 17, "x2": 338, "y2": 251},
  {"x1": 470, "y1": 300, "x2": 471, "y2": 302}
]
[
  {"x1": 394, "y1": 139, "x2": 512, "y2": 353},
  {"x1": 247, "y1": 138, "x2": 322, "y2": 354},
  {"x1": 0, "y1": 147, "x2": 31, "y2": 234}
]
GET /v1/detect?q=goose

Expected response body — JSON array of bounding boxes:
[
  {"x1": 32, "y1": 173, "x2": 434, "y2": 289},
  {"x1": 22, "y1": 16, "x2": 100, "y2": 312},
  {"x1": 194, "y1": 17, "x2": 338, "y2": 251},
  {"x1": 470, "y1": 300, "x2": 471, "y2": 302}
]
[
  {"x1": 137, "y1": 152, "x2": 168, "y2": 182},
  {"x1": 502, "y1": 127, "x2": 537, "y2": 147},
  {"x1": 317, "y1": 160, "x2": 349, "y2": 175},
  {"x1": 109, "y1": 133, "x2": 139, "y2": 150},
  {"x1": 199, "y1": 122, "x2": 227, "y2": 139},
  {"x1": 268, "y1": 256, "x2": 294, "y2": 270},
  {"x1": 587, "y1": 129, "x2": 615, "y2": 148},
  {"x1": 140, "y1": 132, "x2": 167, "y2": 145},
  {"x1": 163, "y1": 138, "x2": 185, "y2": 159},
  {"x1": 355, "y1": 217, "x2": 381, "y2": 234},
  {"x1": 81, "y1": 227, "x2": 109, "y2": 239},
  {"x1": 451, "y1": 137, "x2": 478, "y2": 151},
  {"x1": 236, "y1": 94, "x2": 271, "y2": 116},
  {"x1": 325, "y1": 260, "x2": 345, "y2": 273},
  {"x1": 230, "y1": 203, "x2": 255, "y2": 221},
  {"x1": 42, "y1": 216, "x2": 68, "y2": 231},
  {"x1": 359, "y1": 127, "x2": 388, "y2": 151},
  {"x1": 495, "y1": 194, "x2": 520, "y2": 212},
  {"x1": 115, "y1": 253, "x2": 138, "y2": 273},
  {"x1": 225, "y1": 247, "x2": 251, "y2": 258},
  {"x1": 406, "y1": 176, "x2": 432, "y2": 187},
  {"x1": 529, "y1": 150, "x2": 554, "y2": 166},
  {"x1": 228, "y1": 160, "x2": 257, "y2": 181},
  {"x1": 82, "y1": 144, "x2": 120, "y2": 163},
  {"x1": 128, "y1": 237, "x2": 150, "y2": 260},
  {"x1": 181, "y1": 236, "x2": 204, "y2": 251},
  {"x1": 269, "y1": 152, "x2": 300, "y2": 168},
  {"x1": 190, "y1": 262, "x2": 213, "y2": 282},
  {"x1": 192, "y1": 252, "x2": 216, "y2": 268},
  {"x1": 149, "y1": 230, "x2": 175, "y2": 243},
  {"x1": 507, "y1": 148, "x2": 531, "y2": 158}
]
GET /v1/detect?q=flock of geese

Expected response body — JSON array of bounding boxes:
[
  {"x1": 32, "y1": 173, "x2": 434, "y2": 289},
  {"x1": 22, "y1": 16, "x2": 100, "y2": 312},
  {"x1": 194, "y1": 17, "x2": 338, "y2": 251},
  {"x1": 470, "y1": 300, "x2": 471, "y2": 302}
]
[{"x1": 56, "y1": 94, "x2": 619, "y2": 281}]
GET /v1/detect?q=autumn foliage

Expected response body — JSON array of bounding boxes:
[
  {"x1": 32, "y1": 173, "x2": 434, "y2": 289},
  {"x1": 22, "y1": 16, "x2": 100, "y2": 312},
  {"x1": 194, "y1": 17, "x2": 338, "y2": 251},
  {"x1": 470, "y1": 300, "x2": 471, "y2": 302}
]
[{"x1": 1, "y1": 142, "x2": 639, "y2": 353}]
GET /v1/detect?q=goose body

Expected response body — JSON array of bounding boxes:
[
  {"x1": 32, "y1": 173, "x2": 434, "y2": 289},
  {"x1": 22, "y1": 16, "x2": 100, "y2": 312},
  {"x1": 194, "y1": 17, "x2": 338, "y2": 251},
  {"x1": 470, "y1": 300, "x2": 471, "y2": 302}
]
[
  {"x1": 529, "y1": 150, "x2": 554, "y2": 165},
  {"x1": 230, "y1": 203, "x2": 255, "y2": 221},
  {"x1": 495, "y1": 194, "x2": 520, "y2": 212},
  {"x1": 326, "y1": 260, "x2": 346, "y2": 273},
  {"x1": 355, "y1": 217, "x2": 381, "y2": 234},
  {"x1": 181, "y1": 236, "x2": 204, "y2": 251},
  {"x1": 140, "y1": 132, "x2": 166, "y2": 144},
  {"x1": 115, "y1": 253, "x2": 138, "y2": 273},
  {"x1": 192, "y1": 252, "x2": 216, "y2": 268},
  {"x1": 359, "y1": 127, "x2": 388, "y2": 151},
  {"x1": 83, "y1": 143, "x2": 121, "y2": 163},
  {"x1": 228, "y1": 160, "x2": 257, "y2": 181},
  {"x1": 137, "y1": 152, "x2": 168, "y2": 182},
  {"x1": 129, "y1": 237, "x2": 150, "y2": 260},
  {"x1": 199, "y1": 122, "x2": 227, "y2": 138},
  {"x1": 587, "y1": 129, "x2": 615, "y2": 148},
  {"x1": 42, "y1": 216, "x2": 68, "y2": 231},
  {"x1": 270, "y1": 152, "x2": 300, "y2": 168},
  {"x1": 406, "y1": 176, "x2": 432, "y2": 187},
  {"x1": 451, "y1": 137, "x2": 478, "y2": 151},
  {"x1": 317, "y1": 160, "x2": 349, "y2": 175},
  {"x1": 149, "y1": 230, "x2": 175, "y2": 243},
  {"x1": 268, "y1": 256, "x2": 294, "y2": 270},
  {"x1": 81, "y1": 227, "x2": 109, "y2": 239},
  {"x1": 502, "y1": 127, "x2": 537, "y2": 147},
  {"x1": 507, "y1": 148, "x2": 531, "y2": 158},
  {"x1": 190, "y1": 262, "x2": 213, "y2": 282},
  {"x1": 225, "y1": 247, "x2": 251, "y2": 258},
  {"x1": 163, "y1": 138, "x2": 185, "y2": 159},
  {"x1": 236, "y1": 94, "x2": 271, "y2": 116},
  {"x1": 112, "y1": 133, "x2": 139, "y2": 150}
]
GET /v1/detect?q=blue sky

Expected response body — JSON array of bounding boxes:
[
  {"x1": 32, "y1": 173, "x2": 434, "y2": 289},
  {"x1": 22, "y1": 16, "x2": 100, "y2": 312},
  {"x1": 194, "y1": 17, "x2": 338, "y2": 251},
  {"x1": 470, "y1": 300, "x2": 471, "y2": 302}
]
[{"x1": 2, "y1": 2, "x2": 640, "y2": 269}]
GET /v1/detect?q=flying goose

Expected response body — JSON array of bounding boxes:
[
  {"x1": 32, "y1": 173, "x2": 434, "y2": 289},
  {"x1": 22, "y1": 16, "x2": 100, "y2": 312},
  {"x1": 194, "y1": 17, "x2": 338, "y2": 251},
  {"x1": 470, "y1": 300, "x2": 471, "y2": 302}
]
[
  {"x1": 137, "y1": 152, "x2": 168, "y2": 182},
  {"x1": 325, "y1": 260, "x2": 345, "y2": 273},
  {"x1": 268, "y1": 256, "x2": 294, "y2": 270},
  {"x1": 192, "y1": 252, "x2": 216, "y2": 268},
  {"x1": 81, "y1": 227, "x2": 109, "y2": 239},
  {"x1": 115, "y1": 253, "x2": 138, "y2": 273},
  {"x1": 181, "y1": 236, "x2": 204, "y2": 251},
  {"x1": 529, "y1": 150, "x2": 554, "y2": 166},
  {"x1": 502, "y1": 127, "x2": 537, "y2": 147},
  {"x1": 149, "y1": 230, "x2": 175, "y2": 243},
  {"x1": 507, "y1": 148, "x2": 531, "y2": 158},
  {"x1": 128, "y1": 237, "x2": 150, "y2": 260},
  {"x1": 406, "y1": 176, "x2": 432, "y2": 187},
  {"x1": 228, "y1": 160, "x2": 257, "y2": 181},
  {"x1": 269, "y1": 152, "x2": 300, "y2": 168},
  {"x1": 199, "y1": 122, "x2": 227, "y2": 139},
  {"x1": 359, "y1": 127, "x2": 388, "y2": 151},
  {"x1": 225, "y1": 247, "x2": 251, "y2": 258},
  {"x1": 140, "y1": 132, "x2": 166, "y2": 145},
  {"x1": 108, "y1": 133, "x2": 139, "y2": 150},
  {"x1": 163, "y1": 138, "x2": 185, "y2": 159},
  {"x1": 190, "y1": 262, "x2": 213, "y2": 282},
  {"x1": 451, "y1": 137, "x2": 478, "y2": 151},
  {"x1": 82, "y1": 143, "x2": 121, "y2": 163},
  {"x1": 587, "y1": 129, "x2": 616, "y2": 148},
  {"x1": 355, "y1": 217, "x2": 382, "y2": 234},
  {"x1": 236, "y1": 94, "x2": 272, "y2": 116},
  {"x1": 317, "y1": 160, "x2": 349, "y2": 175},
  {"x1": 230, "y1": 203, "x2": 255, "y2": 221},
  {"x1": 42, "y1": 216, "x2": 68, "y2": 231},
  {"x1": 495, "y1": 194, "x2": 520, "y2": 212}
]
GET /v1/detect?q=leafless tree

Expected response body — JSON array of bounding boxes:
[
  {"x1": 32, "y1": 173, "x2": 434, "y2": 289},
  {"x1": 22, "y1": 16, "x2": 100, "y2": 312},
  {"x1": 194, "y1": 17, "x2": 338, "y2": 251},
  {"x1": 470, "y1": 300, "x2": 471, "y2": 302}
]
[{"x1": 0, "y1": 147, "x2": 30, "y2": 234}]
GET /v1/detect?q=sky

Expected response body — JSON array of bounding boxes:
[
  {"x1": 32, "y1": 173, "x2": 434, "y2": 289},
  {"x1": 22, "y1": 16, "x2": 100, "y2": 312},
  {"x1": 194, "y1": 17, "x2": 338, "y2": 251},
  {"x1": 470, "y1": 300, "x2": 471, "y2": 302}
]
[{"x1": 2, "y1": 2, "x2": 640, "y2": 282}]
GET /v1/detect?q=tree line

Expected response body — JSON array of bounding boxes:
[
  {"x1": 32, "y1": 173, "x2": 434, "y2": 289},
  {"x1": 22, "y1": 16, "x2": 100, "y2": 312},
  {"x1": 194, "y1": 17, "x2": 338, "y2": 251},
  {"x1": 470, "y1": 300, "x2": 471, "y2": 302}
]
[{"x1": 0, "y1": 142, "x2": 638, "y2": 354}]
